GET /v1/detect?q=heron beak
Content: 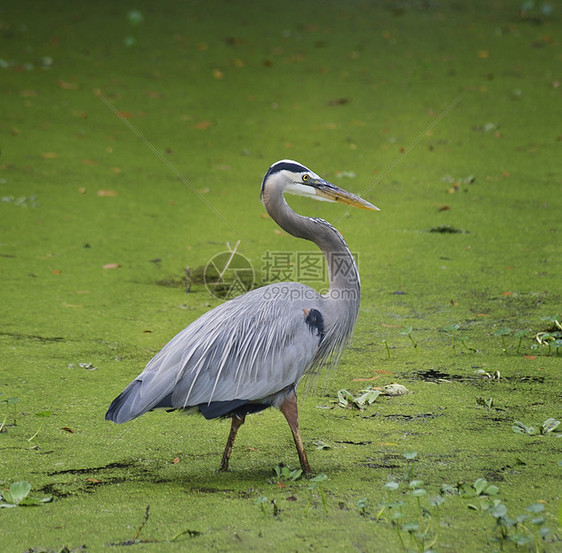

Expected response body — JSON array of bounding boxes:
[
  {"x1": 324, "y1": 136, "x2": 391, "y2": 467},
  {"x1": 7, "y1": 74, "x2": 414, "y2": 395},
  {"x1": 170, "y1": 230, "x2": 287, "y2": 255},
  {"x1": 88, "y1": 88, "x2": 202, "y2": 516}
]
[{"x1": 315, "y1": 180, "x2": 380, "y2": 211}]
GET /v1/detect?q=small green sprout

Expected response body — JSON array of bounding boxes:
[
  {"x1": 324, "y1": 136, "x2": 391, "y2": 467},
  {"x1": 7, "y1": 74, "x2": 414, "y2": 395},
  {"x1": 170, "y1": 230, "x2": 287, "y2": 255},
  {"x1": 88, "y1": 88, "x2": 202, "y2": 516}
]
[
  {"x1": 461, "y1": 478, "x2": 500, "y2": 503},
  {"x1": 255, "y1": 496, "x2": 269, "y2": 515},
  {"x1": 356, "y1": 497, "x2": 369, "y2": 516},
  {"x1": 476, "y1": 396, "x2": 495, "y2": 409},
  {"x1": 443, "y1": 324, "x2": 475, "y2": 353},
  {"x1": 382, "y1": 339, "x2": 391, "y2": 359},
  {"x1": 479, "y1": 498, "x2": 553, "y2": 552},
  {"x1": 403, "y1": 451, "x2": 418, "y2": 480},
  {"x1": 306, "y1": 474, "x2": 329, "y2": 514},
  {"x1": 494, "y1": 327, "x2": 512, "y2": 354},
  {"x1": 377, "y1": 463, "x2": 445, "y2": 553},
  {"x1": 400, "y1": 326, "x2": 418, "y2": 352},
  {"x1": 273, "y1": 464, "x2": 302, "y2": 482},
  {"x1": 28, "y1": 410, "x2": 52, "y2": 442},
  {"x1": 0, "y1": 394, "x2": 19, "y2": 432},
  {"x1": 514, "y1": 330, "x2": 528, "y2": 354}
]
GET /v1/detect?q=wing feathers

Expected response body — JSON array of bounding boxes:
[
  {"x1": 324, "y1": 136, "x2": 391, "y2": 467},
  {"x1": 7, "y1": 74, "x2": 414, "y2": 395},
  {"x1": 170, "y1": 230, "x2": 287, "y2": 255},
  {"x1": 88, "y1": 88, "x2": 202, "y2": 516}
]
[{"x1": 105, "y1": 284, "x2": 323, "y2": 423}]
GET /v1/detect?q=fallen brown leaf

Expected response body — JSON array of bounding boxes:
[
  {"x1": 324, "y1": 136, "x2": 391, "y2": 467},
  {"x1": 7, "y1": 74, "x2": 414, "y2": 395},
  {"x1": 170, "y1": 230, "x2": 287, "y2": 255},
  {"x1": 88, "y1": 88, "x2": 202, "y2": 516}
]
[
  {"x1": 42, "y1": 152, "x2": 59, "y2": 159},
  {"x1": 97, "y1": 189, "x2": 118, "y2": 197},
  {"x1": 58, "y1": 79, "x2": 79, "y2": 90},
  {"x1": 102, "y1": 263, "x2": 121, "y2": 269},
  {"x1": 193, "y1": 120, "x2": 213, "y2": 130}
]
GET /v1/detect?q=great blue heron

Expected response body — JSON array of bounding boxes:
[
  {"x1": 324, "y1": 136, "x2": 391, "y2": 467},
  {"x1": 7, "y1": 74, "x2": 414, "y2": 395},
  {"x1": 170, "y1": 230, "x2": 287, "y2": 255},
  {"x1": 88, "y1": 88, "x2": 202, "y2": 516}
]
[{"x1": 106, "y1": 160, "x2": 378, "y2": 473}]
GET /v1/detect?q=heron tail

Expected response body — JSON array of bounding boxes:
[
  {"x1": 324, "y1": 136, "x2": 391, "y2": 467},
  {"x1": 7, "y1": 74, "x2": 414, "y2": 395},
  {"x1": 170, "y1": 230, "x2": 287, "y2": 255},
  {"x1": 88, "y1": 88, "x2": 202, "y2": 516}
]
[{"x1": 105, "y1": 380, "x2": 145, "y2": 423}]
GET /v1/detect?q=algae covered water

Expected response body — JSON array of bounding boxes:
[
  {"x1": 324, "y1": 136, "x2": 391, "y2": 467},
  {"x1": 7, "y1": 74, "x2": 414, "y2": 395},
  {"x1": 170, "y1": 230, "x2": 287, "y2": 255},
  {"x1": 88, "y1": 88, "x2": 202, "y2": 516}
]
[{"x1": 0, "y1": 1, "x2": 560, "y2": 551}]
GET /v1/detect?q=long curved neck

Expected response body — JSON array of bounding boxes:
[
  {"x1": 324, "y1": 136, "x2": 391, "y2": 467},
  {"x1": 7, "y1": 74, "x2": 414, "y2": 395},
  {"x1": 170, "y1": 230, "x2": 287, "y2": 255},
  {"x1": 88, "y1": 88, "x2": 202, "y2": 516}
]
[{"x1": 262, "y1": 187, "x2": 361, "y2": 313}]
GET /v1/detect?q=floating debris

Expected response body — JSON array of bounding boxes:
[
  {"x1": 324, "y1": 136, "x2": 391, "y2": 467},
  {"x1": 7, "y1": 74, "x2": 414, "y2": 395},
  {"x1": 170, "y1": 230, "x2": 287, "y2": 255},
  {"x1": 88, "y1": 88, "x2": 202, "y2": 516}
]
[
  {"x1": 68, "y1": 362, "x2": 98, "y2": 370},
  {"x1": 381, "y1": 383, "x2": 410, "y2": 396},
  {"x1": 476, "y1": 369, "x2": 500, "y2": 380}
]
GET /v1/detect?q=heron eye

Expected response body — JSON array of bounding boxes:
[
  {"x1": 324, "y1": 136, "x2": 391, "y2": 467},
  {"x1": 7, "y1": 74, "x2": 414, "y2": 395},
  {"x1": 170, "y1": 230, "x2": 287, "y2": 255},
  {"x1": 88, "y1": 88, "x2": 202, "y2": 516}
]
[{"x1": 302, "y1": 174, "x2": 309, "y2": 182}]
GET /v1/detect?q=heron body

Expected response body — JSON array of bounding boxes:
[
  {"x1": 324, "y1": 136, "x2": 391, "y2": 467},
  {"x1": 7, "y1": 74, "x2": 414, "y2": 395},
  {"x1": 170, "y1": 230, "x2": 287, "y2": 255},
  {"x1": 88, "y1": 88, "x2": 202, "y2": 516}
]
[{"x1": 106, "y1": 160, "x2": 378, "y2": 473}]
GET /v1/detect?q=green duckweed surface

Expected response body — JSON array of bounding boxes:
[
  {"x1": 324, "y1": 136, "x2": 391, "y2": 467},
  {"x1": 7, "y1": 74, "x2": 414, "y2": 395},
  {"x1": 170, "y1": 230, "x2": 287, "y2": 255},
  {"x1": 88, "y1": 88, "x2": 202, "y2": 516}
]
[{"x1": 1, "y1": 1, "x2": 560, "y2": 551}]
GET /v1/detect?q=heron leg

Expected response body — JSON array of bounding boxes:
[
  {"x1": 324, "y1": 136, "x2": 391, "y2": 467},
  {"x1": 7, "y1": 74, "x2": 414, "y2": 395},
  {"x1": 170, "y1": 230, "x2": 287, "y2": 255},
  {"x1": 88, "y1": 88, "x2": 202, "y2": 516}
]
[
  {"x1": 219, "y1": 414, "x2": 245, "y2": 472},
  {"x1": 279, "y1": 391, "x2": 312, "y2": 475}
]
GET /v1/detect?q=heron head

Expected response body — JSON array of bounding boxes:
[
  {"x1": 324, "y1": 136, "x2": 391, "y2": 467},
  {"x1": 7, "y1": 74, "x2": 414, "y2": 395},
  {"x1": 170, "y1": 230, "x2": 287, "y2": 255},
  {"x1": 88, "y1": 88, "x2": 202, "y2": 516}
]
[{"x1": 261, "y1": 159, "x2": 379, "y2": 211}]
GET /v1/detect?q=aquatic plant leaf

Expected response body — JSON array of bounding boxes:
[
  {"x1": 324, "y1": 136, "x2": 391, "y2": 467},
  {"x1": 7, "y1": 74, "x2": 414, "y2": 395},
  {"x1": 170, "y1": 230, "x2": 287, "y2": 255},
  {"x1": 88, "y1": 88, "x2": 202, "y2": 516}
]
[
  {"x1": 403, "y1": 522, "x2": 419, "y2": 532},
  {"x1": 541, "y1": 418, "x2": 560, "y2": 434},
  {"x1": 7, "y1": 481, "x2": 31, "y2": 504},
  {"x1": 490, "y1": 503, "x2": 508, "y2": 518},
  {"x1": 510, "y1": 535, "x2": 533, "y2": 546},
  {"x1": 512, "y1": 421, "x2": 535, "y2": 435},
  {"x1": 473, "y1": 478, "x2": 488, "y2": 495},
  {"x1": 429, "y1": 495, "x2": 445, "y2": 507},
  {"x1": 526, "y1": 503, "x2": 545, "y2": 514}
]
